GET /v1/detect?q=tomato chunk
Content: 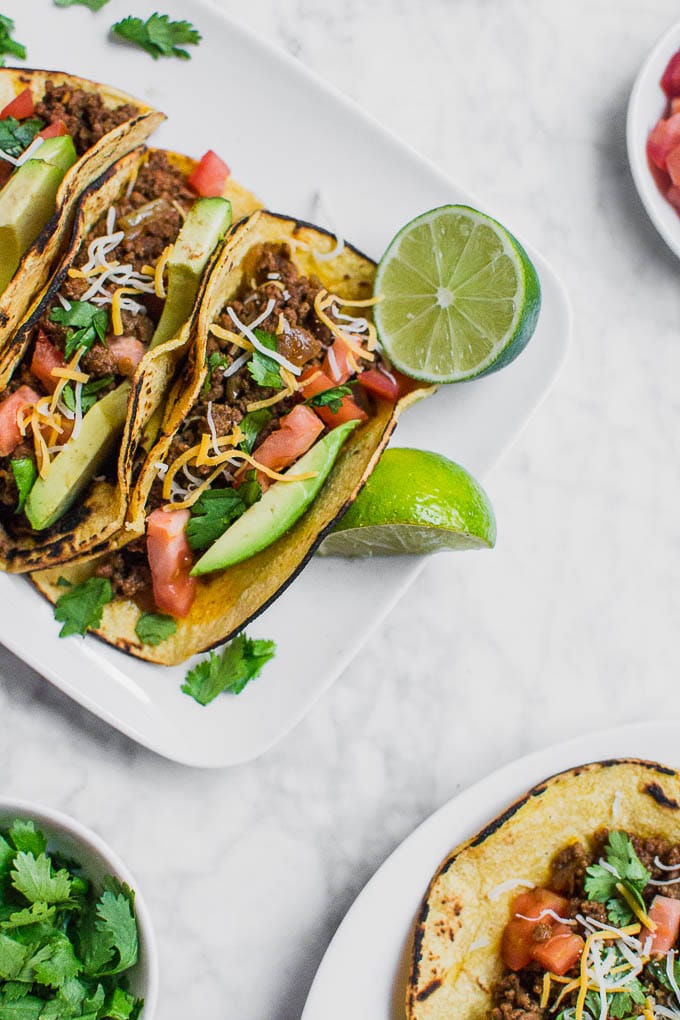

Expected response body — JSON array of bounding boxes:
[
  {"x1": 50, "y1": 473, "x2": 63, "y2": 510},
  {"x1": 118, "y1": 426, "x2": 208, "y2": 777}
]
[
  {"x1": 252, "y1": 404, "x2": 323, "y2": 481},
  {"x1": 314, "y1": 395, "x2": 368, "y2": 428},
  {"x1": 323, "y1": 338, "x2": 356, "y2": 384},
  {"x1": 109, "y1": 336, "x2": 146, "y2": 376},
  {"x1": 359, "y1": 368, "x2": 400, "y2": 402},
  {"x1": 187, "y1": 150, "x2": 230, "y2": 197},
  {"x1": 39, "y1": 119, "x2": 68, "y2": 140},
  {"x1": 0, "y1": 88, "x2": 34, "y2": 121},
  {"x1": 147, "y1": 508, "x2": 197, "y2": 618},
  {"x1": 0, "y1": 385, "x2": 39, "y2": 457},
  {"x1": 662, "y1": 50, "x2": 680, "y2": 99},
  {"x1": 532, "y1": 929, "x2": 584, "y2": 975},
  {"x1": 30, "y1": 333, "x2": 66, "y2": 393},
  {"x1": 501, "y1": 889, "x2": 574, "y2": 973},
  {"x1": 647, "y1": 114, "x2": 680, "y2": 171},
  {"x1": 647, "y1": 895, "x2": 680, "y2": 955}
]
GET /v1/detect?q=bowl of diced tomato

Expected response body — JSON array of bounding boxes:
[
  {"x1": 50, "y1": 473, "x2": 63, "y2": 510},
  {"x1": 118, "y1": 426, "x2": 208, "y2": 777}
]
[{"x1": 627, "y1": 19, "x2": 680, "y2": 259}]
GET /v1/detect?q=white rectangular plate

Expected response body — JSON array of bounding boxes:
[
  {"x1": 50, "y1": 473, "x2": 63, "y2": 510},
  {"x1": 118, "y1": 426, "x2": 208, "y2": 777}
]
[
  {"x1": 0, "y1": 0, "x2": 570, "y2": 766},
  {"x1": 301, "y1": 721, "x2": 680, "y2": 1020}
]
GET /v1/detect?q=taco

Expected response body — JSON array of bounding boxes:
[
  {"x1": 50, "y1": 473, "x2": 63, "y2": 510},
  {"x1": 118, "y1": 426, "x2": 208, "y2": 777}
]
[
  {"x1": 32, "y1": 210, "x2": 434, "y2": 664},
  {"x1": 407, "y1": 758, "x2": 680, "y2": 1020},
  {"x1": 0, "y1": 69, "x2": 165, "y2": 353},
  {"x1": 0, "y1": 144, "x2": 261, "y2": 571}
]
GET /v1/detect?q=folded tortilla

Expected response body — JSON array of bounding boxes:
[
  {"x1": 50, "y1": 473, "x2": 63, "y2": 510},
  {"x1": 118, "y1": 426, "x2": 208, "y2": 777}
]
[
  {"x1": 406, "y1": 759, "x2": 680, "y2": 1019},
  {"x1": 0, "y1": 146, "x2": 261, "y2": 572},
  {"x1": 33, "y1": 210, "x2": 434, "y2": 664},
  {"x1": 0, "y1": 69, "x2": 165, "y2": 359}
]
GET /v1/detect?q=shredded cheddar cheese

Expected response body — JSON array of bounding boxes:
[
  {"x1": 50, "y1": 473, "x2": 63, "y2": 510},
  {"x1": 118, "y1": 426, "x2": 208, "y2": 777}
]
[
  {"x1": 245, "y1": 387, "x2": 294, "y2": 413},
  {"x1": 614, "y1": 884, "x2": 656, "y2": 930},
  {"x1": 313, "y1": 290, "x2": 376, "y2": 362},
  {"x1": 209, "y1": 323, "x2": 255, "y2": 352},
  {"x1": 111, "y1": 287, "x2": 143, "y2": 336},
  {"x1": 540, "y1": 973, "x2": 551, "y2": 1009},
  {"x1": 153, "y1": 244, "x2": 174, "y2": 299}
]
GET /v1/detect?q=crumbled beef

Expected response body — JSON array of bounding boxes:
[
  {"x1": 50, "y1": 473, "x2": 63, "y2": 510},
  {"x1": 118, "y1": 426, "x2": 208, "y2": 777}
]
[
  {"x1": 95, "y1": 538, "x2": 152, "y2": 602},
  {"x1": 550, "y1": 841, "x2": 589, "y2": 897},
  {"x1": 81, "y1": 344, "x2": 116, "y2": 376},
  {"x1": 491, "y1": 973, "x2": 544, "y2": 1020},
  {"x1": 35, "y1": 82, "x2": 137, "y2": 156}
]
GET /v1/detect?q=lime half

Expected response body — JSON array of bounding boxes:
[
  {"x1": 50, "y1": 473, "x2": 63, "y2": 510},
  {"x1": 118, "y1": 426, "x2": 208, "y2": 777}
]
[
  {"x1": 373, "y1": 205, "x2": 541, "y2": 383},
  {"x1": 319, "y1": 448, "x2": 496, "y2": 557}
]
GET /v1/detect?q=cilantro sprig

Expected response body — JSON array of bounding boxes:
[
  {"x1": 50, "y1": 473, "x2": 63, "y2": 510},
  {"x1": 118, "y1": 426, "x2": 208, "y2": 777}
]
[
  {"x1": 54, "y1": 0, "x2": 111, "y2": 8},
  {"x1": 112, "y1": 13, "x2": 201, "y2": 60},
  {"x1": 0, "y1": 820, "x2": 142, "y2": 1017},
  {"x1": 49, "y1": 301, "x2": 109, "y2": 359},
  {"x1": 62, "y1": 375, "x2": 114, "y2": 416},
  {"x1": 306, "y1": 383, "x2": 353, "y2": 415},
  {"x1": 584, "y1": 831, "x2": 651, "y2": 926},
  {"x1": 182, "y1": 632, "x2": 276, "y2": 705},
  {"x1": 0, "y1": 117, "x2": 44, "y2": 159},
  {"x1": 134, "y1": 612, "x2": 176, "y2": 647},
  {"x1": 239, "y1": 409, "x2": 272, "y2": 454},
  {"x1": 186, "y1": 483, "x2": 261, "y2": 552},
  {"x1": 53, "y1": 577, "x2": 113, "y2": 638},
  {"x1": 248, "y1": 330, "x2": 284, "y2": 390},
  {"x1": 0, "y1": 16, "x2": 26, "y2": 67}
]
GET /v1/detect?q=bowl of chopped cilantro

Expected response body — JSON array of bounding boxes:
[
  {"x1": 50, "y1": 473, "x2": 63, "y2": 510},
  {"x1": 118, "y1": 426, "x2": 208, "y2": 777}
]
[{"x1": 0, "y1": 799, "x2": 158, "y2": 1019}]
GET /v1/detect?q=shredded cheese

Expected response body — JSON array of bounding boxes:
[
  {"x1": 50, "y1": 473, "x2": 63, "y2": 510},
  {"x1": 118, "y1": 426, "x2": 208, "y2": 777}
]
[
  {"x1": 540, "y1": 972, "x2": 551, "y2": 1009},
  {"x1": 154, "y1": 244, "x2": 174, "y2": 299},
  {"x1": 209, "y1": 323, "x2": 254, "y2": 352},
  {"x1": 49, "y1": 349, "x2": 86, "y2": 415},
  {"x1": 614, "y1": 883, "x2": 656, "y2": 930},
  {"x1": 50, "y1": 366, "x2": 89, "y2": 385},
  {"x1": 111, "y1": 287, "x2": 143, "y2": 336},
  {"x1": 245, "y1": 387, "x2": 294, "y2": 412}
]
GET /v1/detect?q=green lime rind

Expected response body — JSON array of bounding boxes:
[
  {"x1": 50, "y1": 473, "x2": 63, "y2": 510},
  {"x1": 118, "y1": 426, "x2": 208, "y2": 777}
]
[
  {"x1": 319, "y1": 448, "x2": 496, "y2": 557},
  {"x1": 373, "y1": 204, "x2": 541, "y2": 384}
]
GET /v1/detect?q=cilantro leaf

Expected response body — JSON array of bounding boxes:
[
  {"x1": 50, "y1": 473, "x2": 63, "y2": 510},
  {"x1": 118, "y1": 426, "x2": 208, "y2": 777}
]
[
  {"x1": 104, "y1": 986, "x2": 136, "y2": 1019},
  {"x1": 112, "y1": 13, "x2": 201, "y2": 60},
  {"x1": 0, "y1": 118, "x2": 43, "y2": 160},
  {"x1": 49, "y1": 301, "x2": 108, "y2": 359},
  {"x1": 247, "y1": 330, "x2": 284, "y2": 390},
  {"x1": 62, "y1": 375, "x2": 114, "y2": 415},
  {"x1": 0, "y1": 839, "x2": 13, "y2": 877},
  {"x1": 239, "y1": 409, "x2": 272, "y2": 454},
  {"x1": 1, "y1": 904, "x2": 56, "y2": 931},
  {"x1": 186, "y1": 485, "x2": 261, "y2": 552},
  {"x1": 0, "y1": 995, "x2": 45, "y2": 1019},
  {"x1": 7, "y1": 822, "x2": 46, "y2": 858},
  {"x1": 82, "y1": 889, "x2": 137, "y2": 977},
  {"x1": 53, "y1": 577, "x2": 112, "y2": 638},
  {"x1": 0, "y1": 937, "x2": 27, "y2": 981},
  {"x1": 32, "y1": 935, "x2": 80, "y2": 989},
  {"x1": 10, "y1": 853, "x2": 72, "y2": 905},
  {"x1": 584, "y1": 830, "x2": 650, "y2": 925},
  {"x1": 0, "y1": 17, "x2": 26, "y2": 67},
  {"x1": 182, "y1": 633, "x2": 276, "y2": 705},
  {"x1": 9, "y1": 460, "x2": 36, "y2": 514},
  {"x1": 203, "y1": 352, "x2": 228, "y2": 395},
  {"x1": 54, "y1": 0, "x2": 111, "y2": 8},
  {"x1": 305, "y1": 383, "x2": 353, "y2": 415},
  {"x1": 134, "y1": 612, "x2": 177, "y2": 647}
]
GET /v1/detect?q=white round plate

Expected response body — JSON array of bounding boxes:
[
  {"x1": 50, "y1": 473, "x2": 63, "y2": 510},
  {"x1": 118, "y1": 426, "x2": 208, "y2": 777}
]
[
  {"x1": 628, "y1": 18, "x2": 680, "y2": 258},
  {"x1": 301, "y1": 720, "x2": 680, "y2": 1020}
]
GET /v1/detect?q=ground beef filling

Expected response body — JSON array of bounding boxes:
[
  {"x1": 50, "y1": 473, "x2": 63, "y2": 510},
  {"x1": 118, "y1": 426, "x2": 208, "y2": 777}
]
[
  {"x1": 35, "y1": 81, "x2": 138, "y2": 156},
  {"x1": 491, "y1": 831, "x2": 680, "y2": 1019},
  {"x1": 100, "y1": 242, "x2": 381, "y2": 603}
]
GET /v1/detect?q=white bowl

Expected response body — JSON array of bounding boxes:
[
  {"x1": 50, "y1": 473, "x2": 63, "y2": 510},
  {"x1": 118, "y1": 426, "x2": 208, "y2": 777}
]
[
  {"x1": 0, "y1": 798, "x2": 159, "y2": 1018},
  {"x1": 628, "y1": 18, "x2": 680, "y2": 258}
]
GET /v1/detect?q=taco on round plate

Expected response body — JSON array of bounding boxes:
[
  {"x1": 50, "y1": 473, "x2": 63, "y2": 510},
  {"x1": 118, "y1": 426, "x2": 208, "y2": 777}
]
[
  {"x1": 33, "y1": 210, "x2": 434, "y2": 664},
  {"x1": 0, "y1": 144, "x2": 261, "y2": 572},
  {"x1": 407, "y1": 759, "x2": 680, "y2": 1020},
  {"x1": 0, "y1": 68, "x2": 165, "y2": 353}
]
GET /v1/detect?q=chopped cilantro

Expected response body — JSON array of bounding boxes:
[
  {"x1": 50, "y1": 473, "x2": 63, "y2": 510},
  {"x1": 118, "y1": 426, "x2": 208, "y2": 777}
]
[
  {"x1": 112, "y1": 13, "x2": 201, "y2": 60},
  {"x1": 247, "y1": 330, "x2": 284, "y2": 390},
  {"x1": 49, "y1": 301, "x2": 108, "y2": 360},
  {"x1": 239, "y1": 408, "x2": 272, "y2": 454},
  {"x1": 62, "y1": 375, "x2": 114, "y2": 416},
  {"x1": 0, "y1": 117, "x2": 44, "y2": 160},
  {"x1": 53, "y1": 577, "x2": 112, "y2": 638},
  {"x1": 305, "y1": 383, "x2": 353, "y2": 415},
  {"x1": 186, "y1": 484, "x2": 261, "y2": 552},
  {"x1": 202, "y1": 352, "x2": 228, "y2": 394},
  {"x1": 0, "y1": 819, "x2": 142, "y2": 1015},
  {"x1": 182, "y1": 632, "x2": 276, "y2": 705},
  {"x1": 54, "y1": 0, "x2": 111, "y2": 8},
  {"x1": 0, "y1": 16, "x2": 26, "y2": 67},
  {"x1": 584, "y1": 830, "x2": 650, "y2": 926},
  {"x1": 134, "y1": 612, "x2": 177, "y2": 647},
  {"x1": 10, "y1": 459, "x2": 36, "y2": 513}
]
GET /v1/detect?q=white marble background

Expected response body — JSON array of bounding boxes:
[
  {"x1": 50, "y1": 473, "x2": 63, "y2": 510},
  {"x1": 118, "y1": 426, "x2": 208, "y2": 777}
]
[{"x1": 1, "y1": 0, "x2": 678, "y2": 1016}]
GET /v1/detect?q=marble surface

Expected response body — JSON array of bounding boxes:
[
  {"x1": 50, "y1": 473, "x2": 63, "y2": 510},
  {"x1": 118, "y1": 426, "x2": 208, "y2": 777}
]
[{"x1": 1, "y1": 0, "x2": 678, "y2": 1016}]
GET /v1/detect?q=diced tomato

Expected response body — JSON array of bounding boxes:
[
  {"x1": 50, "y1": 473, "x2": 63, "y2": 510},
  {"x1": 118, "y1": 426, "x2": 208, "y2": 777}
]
[
  {"x1": 662, "y1": 50, "x2": 680, "y2": 99},
  {"x1": 187, "y1": 150, "x2": 230, "y2": 198},
  {"x1": 252, "y1": 404, "x2": 323, "y2": 482},
  {"x1": 146, "y1": 508, "x2": 197, "y2": 618},
  {"x1": 358, "y1": 368, "x2": 401, "y2": 402},
  {"x1": 38, "y1": 119, "x2": 68, "y2": 140},
  {"x1": 0, "y1": 385, "x2": 39, "y2": 457},
  {"x1": 0, "y1": 87, "x2": 34, "y2": 121},
  {"x1": 315, "y1": 395, "x2": 368, "y2": 428},
  {"x1": 532, "y1": 929, "x2": 584, "y2": 975},
  {"x1": 672, "y1": 98, "x2": 680, "y2": 117},
  {"x1": 109, "y1": 336, "x2": 146, "y2": 377},
  {"x1": 647, "y1": 114, "x2": 680, "y2": 171},
  {"x1": 501, "y1": 889, "x2": 573, "y2": 973},
  {"x1": 30, "y1": 333, "x2": 66, "y2": 393},
  {"x1": 323, "y1": 338, "x2": 355, "y2": 384},
  {"x1": 647, "y1": 895, "x2": 680, "y2": 955},
  {"x1": 298, "y1": 367, "x2": 335, "y2": 398},
  {"x1": 667, "y1": 145, "x2": 680, "y2": 187}
]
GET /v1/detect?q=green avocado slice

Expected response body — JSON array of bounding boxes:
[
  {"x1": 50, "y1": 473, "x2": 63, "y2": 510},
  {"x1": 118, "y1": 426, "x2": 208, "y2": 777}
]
[
  {"x1": 25, "y1": 383, "x2": 131, "y2": 531},
  {"x1": 191, "y1": 420, "x2": 359, "y2": 576},
  {"x1": 0, "y1": 135, "x2": 77, "y2": 293},
  {"x1": 150, "y1": 196, "x2": 232, "y2": 350}
]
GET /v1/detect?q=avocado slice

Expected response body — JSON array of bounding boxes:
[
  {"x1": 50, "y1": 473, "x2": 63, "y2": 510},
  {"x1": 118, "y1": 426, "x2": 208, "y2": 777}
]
[
  {"x1": 25, "y1": 383, "x2": 131, "y2": 531},
  {"x1": 192, "y1": 421, "x2": 359, "y2": 576},
  {"x1": 0, "y1": 135, "x2": 77, "y2": 293},
  {"x1": 150, "y1": 196, "x2": 232, "y2": 350}
]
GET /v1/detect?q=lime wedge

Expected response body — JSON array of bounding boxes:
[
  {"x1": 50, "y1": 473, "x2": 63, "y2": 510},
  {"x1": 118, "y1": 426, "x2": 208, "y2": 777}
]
[
  {"x1": 319, "y1": 448, "x2": 496, "y2": 557},
  {"x1": 373, "y1": 205, "x2": 541, "y2": 383}
]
